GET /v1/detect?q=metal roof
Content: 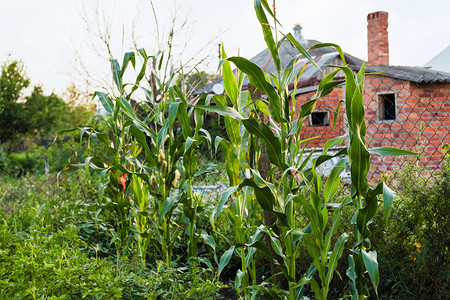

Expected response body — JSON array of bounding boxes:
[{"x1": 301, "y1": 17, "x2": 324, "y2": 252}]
[
  {"x1": 350, "y1": 64, "x2": 450, "y2": 83},
  {"x1": 424, "y1": 46, "x2": 450, "y2": 73}
]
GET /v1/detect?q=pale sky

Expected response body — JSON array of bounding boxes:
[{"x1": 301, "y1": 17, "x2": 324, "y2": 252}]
[{"x1": 1, "y1": 0, "x2": 449, "y2": 95}]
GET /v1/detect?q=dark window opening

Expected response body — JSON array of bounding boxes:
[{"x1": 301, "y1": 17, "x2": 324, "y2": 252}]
[
  {"x1": 378, "y1": 93, "x2": 396, "y2": 121},
  {"x1": 310, "y1": 111, "x2": 330, "y2": 126}
]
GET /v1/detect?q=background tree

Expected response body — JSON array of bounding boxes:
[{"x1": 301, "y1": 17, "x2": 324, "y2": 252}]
[
  {"x1": 23, "y1": 86, "x2": 69, "y2": 139},
  {"x1": 61, "y1": 83, "x2": 95, "y2": 129},
  {"x1": 0, "y1": 59, "x2": 30, "y2": 144}
]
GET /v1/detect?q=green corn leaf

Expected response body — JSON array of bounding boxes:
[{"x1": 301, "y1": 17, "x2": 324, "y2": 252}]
[
  {"x1": 325, "y1": 233, "x2": 348, "y2": 286},
  {"x1": 184, "y1": 137, "x2": 197, "y2": 153},
  {"x1": 332, "y1": 66, "x2": 357, "y2": 132},
  {"x1": 178, "y1": 102, "x2": 191, "y2": 138},
  {"x1": 129, "y1": 125, "x2": 157, "y2": 166},
  {"x1": 314, "y1": 148, "x2": 347, "y2": 169},
  {"x1": 323, "y1": 135, "x2": 346, "y2": 154},
  {"x1": 227, "y1": 57, "x2": 281, "y2": 122},
  {"x1": 168, "y1": 102, "x2": 180, "y2": 129},
  {"x1": 315, "y1": 69, "x2": 340, "y2": 97},
  {"x1": 195, "y1": 105, "x2": 244, "y2": 120},
  {"x1": 298, "y1": 99, "x2": 317, "y2": 118},
  {"x1": 324, "y1": 204, "x2": 343, "y2": 252},
  {"x1": 246, "y1": 240, "x2": 274, "y2": 261},
  {"x1": 294, "y1": 195, "x2": 322, "y2": 246},
  {"x1": 253, "y1": 99, "x2": 270, "y2": 116},
  {"x1": 362, "y1": 250, "x2": 379, "y2": 296},
  {"x1": 369, "y1": 147, "x2": 418, "y2": 156},
  {"x1": 138, "y1": 48, "x2": 148, "y2": 60},
  {"x1": 245, "y1": 247, "x2": 257, "y2": 269},
  {"x1": 349, "y1": 89, "x2": 370, "y2": 200},
  {"x1": 119, "y1": 97, "x2": 134, "y2": 113},
  {"x1": 356, "y1": 183, "x2": 382, "y2": 239},
  {"x1": 160, "y1": 193, "x2": 182, "y2": 218},
  {"x1": 157, "y1": 122, "x2": 169, "y2": 151},
  {"x1": 210, "y1": 185, "x2": 239, "y2": 229},
  {"x1": 346, "y1": 255, "x2": 358, "y2": 298},
  {"x1": 111, "y1": 59, "x2": 122, "y2": 93},
  {"x1": 258, "y1": 0, "x2": 281, "y2": 26},
  {"x1": 319, "y1": 80, "x2": 345, "y2": 98},
  {"x1": 254, "y1": 0, "x2": 281, "y2": 73},
  {"x1": 215, "y1": 137, "x2": 240, "y2": 186},
  {"x1": 94, "y1": 91, "x2": 114, "y2": 114},
  {"x1": 286, "y1": 33, "x2": 322, "y2": 73},
  {"x1": 280, "y1": 54, "x2": 302, "y2": 91},
  {"x1": 294, "y1": 263, "x2": 317, "y2": 295},
  {"x1": 85, "y1": 156, "x2": 106, "y2": 170},
  {"x1": 239, "y1": 178, "x2": 274, "y2": 212},
  {"x1": 303, "y1": 234, "x2": 324, "y2": 282},
  {"x1": 131, "y1": 61, "x2": 148, "y2": 95},
  {"x1": 235, "y1": 269, "x2": 246, "y2": 291},
  {"x1": 217, "y1": 246, "x2": 235, "y2": 279},
  {"x1": 310, "y1": 43, "x2": 346, "y2": 65},
  {"x1": 200, "y1": 257, "x2": 214, "y2": 272},
  {"x1": 116, "y1": 98, "x2": 157, "y2": 140},
  {"x1": 270, "y1": 237, "x2": 285, "y2": 258},
  {"x1": 324, "y1": 158, "x2": 348, "y2": 203},
  {"x1": 333, "y1": 100, "x2": 344, "y2": 130},
  {"x1": 309, "y1": 277, "x2": 323, "y2": 300},
  {"x1": 91, "y1": 132, "x2": 109, "y2": 146},
  {"x1": 121, "y1": 51, "x2": 136, "y2": 74},
  {"x1": 172, "y1": 85, "x2": 187, "y2": 105},
  {"x1": 221, "y1": 46, "x2": 239, "y2": 108},
  {"x1": 225, "y1": 116, "x2": 241, "y2": 146},
  {"x1": 242, "y1": 118, "x2": 287, "y2": 170},
  {"x1": 201, "y1": 230, "x2": 216, "y2": 251},
  {"x1": 383, "y1": 183, "x2": 395, "y2": 226}
]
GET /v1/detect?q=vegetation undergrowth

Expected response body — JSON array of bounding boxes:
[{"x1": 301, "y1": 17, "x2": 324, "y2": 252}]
[{"x1": 0, "y1": 171, "x2": 225, "y2": 299}]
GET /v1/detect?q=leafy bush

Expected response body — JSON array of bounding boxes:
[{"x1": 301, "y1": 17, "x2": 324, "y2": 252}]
[
  {"x1": 0, "y1": 172, "x2": 225, "y2": 299},
  {"x1": 370, "y1": 146, "x2": 450, "y2": 299}
]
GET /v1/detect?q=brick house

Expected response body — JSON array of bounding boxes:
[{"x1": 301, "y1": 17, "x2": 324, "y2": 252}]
[{"x1": 201, "y1": 11, "x2": 450, "y2": 176}]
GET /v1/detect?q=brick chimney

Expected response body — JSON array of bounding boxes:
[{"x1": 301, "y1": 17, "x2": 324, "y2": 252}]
[{"x1": 367, "y1": 11, "x2": 389, "y2": 65}]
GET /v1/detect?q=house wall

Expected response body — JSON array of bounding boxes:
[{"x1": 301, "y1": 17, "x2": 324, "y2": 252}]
[
  {"x1": 364, "y1": 75, "x2": 450, "y2": 175},
  {"x1": 294, "y1": 74, "x2": 450, "y2": 178},
  {"x1": 292, "y1": 86, "x2": 345, "y2": 148}
]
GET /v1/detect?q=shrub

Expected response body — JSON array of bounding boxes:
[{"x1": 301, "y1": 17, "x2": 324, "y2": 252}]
[{"x1": 360, "y1": 146, "x2": 450, "y2": 299}]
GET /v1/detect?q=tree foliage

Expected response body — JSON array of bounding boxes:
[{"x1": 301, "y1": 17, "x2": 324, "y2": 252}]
[
  {"x1": 24, "y1": 86, "x2": 69, "y2": 138},
  {"x1": 0, "y1": 60, "x2": 94, "y2": 147},
  {"x1": 0, "y1": 59, "x2": 30, "y2": 144}
]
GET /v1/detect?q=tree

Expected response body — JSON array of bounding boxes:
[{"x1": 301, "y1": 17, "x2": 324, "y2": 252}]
[
  {"x1": 24, "y1": 86, "x2": 69, "y2": 138},
  {"x1": 62, "y1": 83, "x2": 95, "y2": 128},
  {"x1": 0, "y1": 59, "x2": 30, "y2": 144}
]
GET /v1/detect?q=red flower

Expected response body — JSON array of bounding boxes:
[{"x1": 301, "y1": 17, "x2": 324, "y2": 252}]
[{"x1": 119, "y1": 174, "x2": 127, "y2": 191}]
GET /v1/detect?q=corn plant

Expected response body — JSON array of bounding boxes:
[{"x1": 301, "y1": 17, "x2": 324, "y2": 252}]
[
  {"x1": 60, "y1": 49, "x2": 210, "y2": 268},
  {"x1": 198, "y1": 1, "x2": 415, "y2": 299}
]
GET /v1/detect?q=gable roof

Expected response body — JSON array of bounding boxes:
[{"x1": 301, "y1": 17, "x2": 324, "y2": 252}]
[{"x1": 424, "y1": 46, "x2": 450, "y2": 73}]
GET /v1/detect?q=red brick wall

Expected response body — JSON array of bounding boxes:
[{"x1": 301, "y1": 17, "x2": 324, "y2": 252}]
[
  {"x1": 293, "y1": 86, "x2": 345, "y2": 148},
  {"x1": 293, "y1": 75, "x2": 449, "y2": 177},
  {"x1": 364, "y1": 75, "x2": 450, "y2": 175}
]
